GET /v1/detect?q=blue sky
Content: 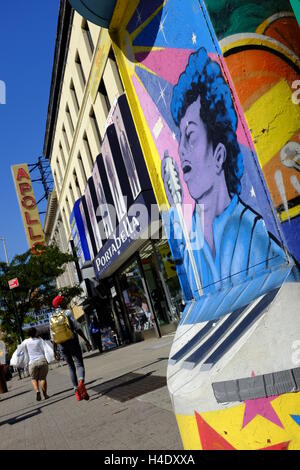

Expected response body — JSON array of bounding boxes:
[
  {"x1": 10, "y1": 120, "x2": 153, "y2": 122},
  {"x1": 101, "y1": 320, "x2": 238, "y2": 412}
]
[{"x1": 0, "y1": 0, "x2": 59, "y2": 262}]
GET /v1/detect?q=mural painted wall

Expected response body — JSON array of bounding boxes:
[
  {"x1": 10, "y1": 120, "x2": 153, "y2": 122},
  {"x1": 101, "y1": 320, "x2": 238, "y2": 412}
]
[
  {"x1": 205, "y1": 0, "x2": 300, "y2": 265},
  {"x1": 112, "y1": 0, "x2": 300, "y2": 450}
]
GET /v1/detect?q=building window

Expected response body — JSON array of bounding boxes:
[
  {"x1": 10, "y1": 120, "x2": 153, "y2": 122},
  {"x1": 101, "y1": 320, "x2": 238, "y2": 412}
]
[
  {"x1": 73, "y1": 169, "x2": 81, "y2": 198},
  {"x1": 70, "y1": 80, "x2": 80, "y2": 114},
  {"x1": 65, "y1": 197, "x2": 71, "y2": 219},
  {"x1": 66, "y1": 103, "x2": 74, "y2": 135},
  {"x1": 62, "y1": 207, "x2": 69, "y2": 232},
  {"x1": 83, "y1": 132, "x2": 94, "y2": 169},
  {"x1": 53, "y1": 171, "x2": 60, "y2": 193},
  {"x1": 98, "y1": 78, "x2": 110, "y2": 113},
  {"x1": 62, "y1": 125, "x2": 70, "y2": 153},
  {"x1": 81, "y1": 19, "x2": 94, "y2": 57},
  {"x1": 75, "y1": 51, "x2": 86, "y2": 88},
  {"x1": 56, "y1": 157, "x2": 63, "y2": 186},
  {"x1": 77, "y1": 151, "x2": 87, "y2": 186},
  {"x1": 59, "y1": 142, "x2": 66, "y2": 169},
  {"x1": 108, "y1": 47, "x2": 117, "y2": 62},
  {"x1": 89, "y1": 108, "x2": 102, "y2": 150},
  {"x1": 69, "y1": 184, "x2": 75, "y2": 206}
]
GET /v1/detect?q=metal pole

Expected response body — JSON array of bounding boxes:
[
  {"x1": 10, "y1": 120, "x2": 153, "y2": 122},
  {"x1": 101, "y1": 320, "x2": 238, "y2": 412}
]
[{"x1": 0, "y1": 237, "x2": 9, "y2": 265}]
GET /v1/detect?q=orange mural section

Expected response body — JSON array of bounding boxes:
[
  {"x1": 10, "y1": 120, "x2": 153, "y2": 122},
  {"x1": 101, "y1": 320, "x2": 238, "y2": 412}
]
[{"x1": 221, "y1": 11, "x2": 300, "y2": 255}]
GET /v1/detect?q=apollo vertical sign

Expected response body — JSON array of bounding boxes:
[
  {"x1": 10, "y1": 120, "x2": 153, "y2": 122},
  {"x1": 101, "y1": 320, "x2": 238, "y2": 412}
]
[{"x1": 11, "y1": 164, "x2": 46, "y2": 252}]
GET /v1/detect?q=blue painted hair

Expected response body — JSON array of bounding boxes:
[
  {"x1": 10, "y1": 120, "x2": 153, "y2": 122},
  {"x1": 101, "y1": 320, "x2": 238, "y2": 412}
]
[{"x1": 171, "y1": 48, "x2": 244, "y2": 195}]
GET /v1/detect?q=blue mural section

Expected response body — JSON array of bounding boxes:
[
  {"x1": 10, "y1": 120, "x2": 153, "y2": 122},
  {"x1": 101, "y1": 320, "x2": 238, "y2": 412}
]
[{"x1": 132, "y1": 0, "x2": 214, "y2": 52}]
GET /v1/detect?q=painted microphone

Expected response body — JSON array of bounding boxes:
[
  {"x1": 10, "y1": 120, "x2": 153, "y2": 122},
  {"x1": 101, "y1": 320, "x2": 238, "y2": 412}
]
[{"x1": 163, "y1": 150, "x2": 203, "y2": 296}]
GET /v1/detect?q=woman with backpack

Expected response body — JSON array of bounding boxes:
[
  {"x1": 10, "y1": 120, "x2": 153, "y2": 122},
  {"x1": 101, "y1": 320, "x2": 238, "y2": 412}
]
[{"x1": 50, "y1": 295, "x2": 92, "y2": 402}]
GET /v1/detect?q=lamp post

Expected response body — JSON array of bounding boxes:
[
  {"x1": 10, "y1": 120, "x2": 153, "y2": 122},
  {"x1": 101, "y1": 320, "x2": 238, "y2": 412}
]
[{"x1": 0, "y1": 237, "x2": 24, "y2": 342}]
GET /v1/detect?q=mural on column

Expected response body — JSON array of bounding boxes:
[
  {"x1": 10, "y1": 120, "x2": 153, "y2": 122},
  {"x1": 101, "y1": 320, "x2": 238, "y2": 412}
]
[
  {"x1": 205, "y1": 0, "x2": 300, "y2": 265},
  {"x1": 113, "y1": 0, "x2": 300, "y2": 450}
]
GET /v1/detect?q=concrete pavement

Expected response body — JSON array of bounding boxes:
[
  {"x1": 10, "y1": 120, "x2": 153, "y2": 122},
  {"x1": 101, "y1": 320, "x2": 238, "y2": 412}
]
[{"x1": 0, "y1": 335, "x2": 183, "y2": 450}]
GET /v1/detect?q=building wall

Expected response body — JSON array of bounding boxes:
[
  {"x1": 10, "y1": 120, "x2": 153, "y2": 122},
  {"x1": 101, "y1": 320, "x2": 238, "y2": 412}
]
[
  {"x1": 47, "y1": 9, "x2": 125, "y2": 288},
  {"x1": 111, "y1": 0, "x2": 300, "y2": 450}
]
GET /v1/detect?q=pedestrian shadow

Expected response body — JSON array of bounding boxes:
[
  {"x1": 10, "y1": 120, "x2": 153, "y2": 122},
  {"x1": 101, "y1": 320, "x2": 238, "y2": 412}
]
[
  {"x1": 0, "y1": 389, "x2": 31, "y2": 402},
  {"x1": 4, "y1": 408, "x2": 42, "y2": 426},
  {"x1": 0, "y1": 391, "x2": 81, "y2": 427},
  {"x1": 0, "y1": 378, "x2": 104, "y2": 425}
]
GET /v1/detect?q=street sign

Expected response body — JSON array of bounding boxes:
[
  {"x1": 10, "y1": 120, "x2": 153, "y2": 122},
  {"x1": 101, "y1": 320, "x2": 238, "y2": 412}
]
[{"x1": 8, "y1": 278, "x2": 19, "y2": 289}]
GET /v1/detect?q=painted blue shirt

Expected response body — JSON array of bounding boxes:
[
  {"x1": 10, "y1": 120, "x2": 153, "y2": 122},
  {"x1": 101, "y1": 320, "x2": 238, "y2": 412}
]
[{"x1": 168, "y1": 195, "x2": 291, "y2": 299}]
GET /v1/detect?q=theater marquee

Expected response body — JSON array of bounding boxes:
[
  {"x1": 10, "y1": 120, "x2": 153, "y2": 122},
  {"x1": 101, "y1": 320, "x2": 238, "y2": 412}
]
[{"x1": 11, "y1": 163, "x2": 45, "y2": 252}]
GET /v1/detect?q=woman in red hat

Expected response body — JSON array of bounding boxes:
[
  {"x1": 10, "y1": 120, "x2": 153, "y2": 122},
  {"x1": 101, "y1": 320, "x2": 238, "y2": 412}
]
[{"x1": 50, "y1": 295, "x2": 92, "y2": 401}]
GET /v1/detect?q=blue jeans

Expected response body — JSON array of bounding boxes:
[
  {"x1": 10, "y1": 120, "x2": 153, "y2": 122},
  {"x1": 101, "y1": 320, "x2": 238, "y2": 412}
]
[{"x1": 60, "y1": 337, "x2": 85, "y2": 389}]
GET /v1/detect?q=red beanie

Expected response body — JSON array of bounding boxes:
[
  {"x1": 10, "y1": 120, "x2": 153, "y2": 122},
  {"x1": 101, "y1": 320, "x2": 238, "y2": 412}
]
[{"x1": 52, "y1": 295, "x2": 65, "y2": 309}]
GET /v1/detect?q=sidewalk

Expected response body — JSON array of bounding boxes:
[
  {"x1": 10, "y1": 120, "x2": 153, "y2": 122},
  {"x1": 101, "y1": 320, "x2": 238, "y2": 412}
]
[{"x1": 0, "y1": 335, "x2": 183, "y2": 450}]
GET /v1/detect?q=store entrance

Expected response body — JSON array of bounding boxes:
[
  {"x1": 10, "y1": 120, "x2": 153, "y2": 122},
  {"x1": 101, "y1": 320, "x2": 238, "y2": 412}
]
[
  {"x1": 139, "y1": 243, "x2": 170, "y2": 326},
  {"x1": 139, "y1": 240, "x2": 183, "y2": 335},
  {"x1": 118, "y1": 259, "x2": 159, "y2": 340},
  {"x1": 117, "y1": 239, "x2": 185, "y2": 340}
]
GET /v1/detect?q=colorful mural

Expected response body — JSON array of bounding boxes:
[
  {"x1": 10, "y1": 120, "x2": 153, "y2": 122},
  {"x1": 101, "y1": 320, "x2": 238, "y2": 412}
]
[
  {"x1": 112, "y1": 0, "x2": 300, "y2": 450},
  {"x1": 205, "y1": 0, "x2": 300, "y2": 264}
]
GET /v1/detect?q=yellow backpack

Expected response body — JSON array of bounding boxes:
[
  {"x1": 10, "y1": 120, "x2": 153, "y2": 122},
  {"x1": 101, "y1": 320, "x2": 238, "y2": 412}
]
[{"x1": 50, "y1": 311, "x2": 74, "y2": 344}]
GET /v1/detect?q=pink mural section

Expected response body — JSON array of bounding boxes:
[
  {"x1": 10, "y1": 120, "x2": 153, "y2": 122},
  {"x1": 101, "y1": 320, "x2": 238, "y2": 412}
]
[{"x1": 132, "y1": 74, "x2": 195, "y2": 229}]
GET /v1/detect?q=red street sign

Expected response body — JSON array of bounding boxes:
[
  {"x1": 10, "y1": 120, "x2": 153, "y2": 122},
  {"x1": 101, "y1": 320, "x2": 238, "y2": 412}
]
[{"x1": 8, "y1": 278, "x2": 19, "y2": 289}]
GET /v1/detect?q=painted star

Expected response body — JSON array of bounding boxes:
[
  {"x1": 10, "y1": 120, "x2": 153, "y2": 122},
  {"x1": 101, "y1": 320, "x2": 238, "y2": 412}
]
[
  {"x1": 136, "y1": 8, "x2": 142, "y2": 25},
  {"x1": 172, "y1": 132, "x2": 176, "y2": 140},
  {"x1": 159, "y1": 13, "x2": 168, "y2": 44},
  {"x1": 242, "y1": 396, "x2": 284, "y2": 429},
  {"x1": 250, "y1": 186, "x2": 256, "y2": 197},
  {"x1": 195, "y1": 412, "x2": 290, "y2": 450},
  {"x1": 157, "y1": 81, "x2": 168, "y2": 108},
  {"x1": 192, "y1": 33, "x2": 197, "y2": 44}
]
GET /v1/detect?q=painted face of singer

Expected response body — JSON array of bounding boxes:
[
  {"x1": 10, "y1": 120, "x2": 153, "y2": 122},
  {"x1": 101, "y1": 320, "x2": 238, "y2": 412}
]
[
  {"x1": 172, "y1": 47, "x2": 244, "y2": 207},
  {"x1": 178, "y1": 96, "x2": 221, "y2": 203}
]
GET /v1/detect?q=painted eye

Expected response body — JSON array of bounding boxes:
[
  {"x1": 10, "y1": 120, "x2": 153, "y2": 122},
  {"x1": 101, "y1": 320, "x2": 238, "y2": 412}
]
[{"x1": 186, "y1": 132, "x2": 192, "y2": 142}]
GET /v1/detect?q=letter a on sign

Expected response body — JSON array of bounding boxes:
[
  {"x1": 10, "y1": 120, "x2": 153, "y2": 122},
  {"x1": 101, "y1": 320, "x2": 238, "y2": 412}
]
[{"x1": 8, "y1": 278, "x2": 19, "y2": 289}]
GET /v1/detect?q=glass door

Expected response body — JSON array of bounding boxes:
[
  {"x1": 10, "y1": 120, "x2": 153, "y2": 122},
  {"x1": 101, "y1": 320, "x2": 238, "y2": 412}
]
[
  {"x1": 118, "y1": 258, "x2": 157, "y2": 336},
  {"x1": 139, "y1": 242, "x2": 172, "y2": 326}
]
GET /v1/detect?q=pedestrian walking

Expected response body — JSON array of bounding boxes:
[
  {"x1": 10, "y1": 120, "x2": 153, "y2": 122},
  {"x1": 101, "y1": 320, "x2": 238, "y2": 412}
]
[
  {"x1": 50, "y1": 295, "x2": 92, "y2": 402},
  {"x1": 89, "y1": 314, "x2": 103, "y2": 353},
  {"x1": 16, "y1": 327, "x2": 50, "y2": 401}
]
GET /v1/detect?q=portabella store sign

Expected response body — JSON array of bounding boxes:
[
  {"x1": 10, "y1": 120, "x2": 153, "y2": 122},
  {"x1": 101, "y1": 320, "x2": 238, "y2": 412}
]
[{"x1": 93, "y1": 191, "x2": 157, "y2": 279}]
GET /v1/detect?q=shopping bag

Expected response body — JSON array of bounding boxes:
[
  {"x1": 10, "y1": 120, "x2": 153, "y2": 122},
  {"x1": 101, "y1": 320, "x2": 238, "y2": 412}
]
[
  {"x1": 42, "y1": 339, "x2": 55, "y2": 363},
  {"x1": 10, "y1": 345, "x2": 29, "y2": 369},
  {"x1": 10, "y1": 349, "x2": 18, "y2": 367}
]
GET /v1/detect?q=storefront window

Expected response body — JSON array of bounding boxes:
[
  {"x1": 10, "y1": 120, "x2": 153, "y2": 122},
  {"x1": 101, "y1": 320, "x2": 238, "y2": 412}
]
[
  {"x1": 119, "y1": 260, "x2": 155, "y2": 334},
  {"x1": 139, "y1": 243, "x2": 171, "y2": 326},
  {"x1": 153, "y1": 239, "x2": 185, "y2": 321}
]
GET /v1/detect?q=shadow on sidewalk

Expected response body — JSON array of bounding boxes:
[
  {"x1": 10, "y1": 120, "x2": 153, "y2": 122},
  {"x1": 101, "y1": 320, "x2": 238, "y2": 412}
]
[
  {"x1": 0, "y1": 379, "x2": 102, "y2": 426},
  {"x1": 0, "y1": 389, "x2": 31, "y2": 402},
  {"x1": 90, "y1": 370, "x2": 167, "y2": 403}
]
